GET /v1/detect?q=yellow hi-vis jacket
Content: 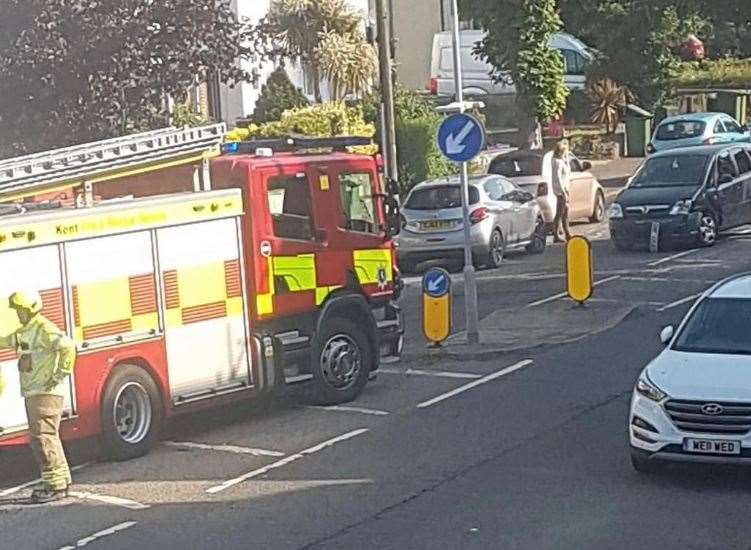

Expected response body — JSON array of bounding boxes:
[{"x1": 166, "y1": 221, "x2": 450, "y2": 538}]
[{"x1": 0, "y1": 314, "x2": 76, "y2": 398}]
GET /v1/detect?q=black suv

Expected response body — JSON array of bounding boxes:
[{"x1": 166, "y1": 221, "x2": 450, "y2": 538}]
[{"x1": 608, "y1": 144, "x2": 751, "y2": 250}]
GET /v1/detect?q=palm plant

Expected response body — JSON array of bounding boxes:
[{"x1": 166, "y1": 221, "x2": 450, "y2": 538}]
[
  {"x1": 257, "y1": 0, "x2": 363, "y2": 102},
  {"x1": 587, "y1": 78, "x2": 634, "y2": 134},
  {"x1": 316, "y1": 30, "x2": 377, "y2": 100}
]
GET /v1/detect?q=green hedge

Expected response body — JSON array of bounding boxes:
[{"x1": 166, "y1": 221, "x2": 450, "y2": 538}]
[
  {"x1": 673, "y1": 59, "x2": 751, "y2": 89},
  {"x1": 396, "y1": 115, "x2": 455, "y2": 193}
]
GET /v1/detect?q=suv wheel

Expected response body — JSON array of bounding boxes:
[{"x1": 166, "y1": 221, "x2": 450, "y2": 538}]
[{"x1": 631, "y1": 449, "x2": 660, "y2": 474}]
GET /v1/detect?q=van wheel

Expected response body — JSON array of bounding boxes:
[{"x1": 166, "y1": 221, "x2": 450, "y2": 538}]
[
  {"x1": 101, "y1": 364, "x2": 163, "y2": 461},
  {"x1": 311, "y1": 318, "x2": 371, "y2": 405},
  {"x1": 487, "y1": 230, "x2": 505, "y2": 268},
  {"x1": 590, "y1": 191, "x2": 606, "y2": 223}
]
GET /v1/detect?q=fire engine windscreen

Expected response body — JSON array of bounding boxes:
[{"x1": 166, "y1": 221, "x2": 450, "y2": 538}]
[{"x1": 339, "y1": 173, "x2": 377, "y2": 234}]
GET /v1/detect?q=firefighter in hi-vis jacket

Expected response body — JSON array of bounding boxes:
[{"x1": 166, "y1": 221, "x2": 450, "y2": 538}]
[{"x1": 0, "y1": 291, "x2": 76, "y2": 503}]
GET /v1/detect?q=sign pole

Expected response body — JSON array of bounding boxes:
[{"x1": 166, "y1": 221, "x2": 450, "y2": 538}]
[{"x1": 450, "y1": 0, "x2": 480, "y2": 345}]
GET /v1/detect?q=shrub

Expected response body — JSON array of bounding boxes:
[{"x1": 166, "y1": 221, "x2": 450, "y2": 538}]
[
  {"x1": 234, "y1": 102, "x2": 377, "y2": 154},
  {"x1": 361, "y1": 85, "x2": 436, "y2": 126},
  {"x1": 251, "y1": 67, "x2": 309, "y2": 124},
  {"x1": 673, "y1": 59, "x2": 751, "y2": 89},
  {"x1": 396, "y1": 115, "x2": 455, "y2": 193},
  {"x1": 254, "y1": 102, "x2": 374, "y2": 138},
  {"x1": 171, "y1": 104, "x2": 209, "y2": 128}
]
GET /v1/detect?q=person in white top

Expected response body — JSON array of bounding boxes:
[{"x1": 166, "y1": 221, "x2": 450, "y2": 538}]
[{"x1": 551, "y1": 140, "x2": 572, "y2": 242}]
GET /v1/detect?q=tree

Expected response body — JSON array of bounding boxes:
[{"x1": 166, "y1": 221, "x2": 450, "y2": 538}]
[
  {"x1": 251, "y1": 67, "x2": 309, "y2": 123},
  {"x1": 253, "y1": 0, "x2": 374, "y2": 103},
  {"x1": 560, "y1": 1, "x2": 714, "y2": 110},
  {"x1": 459, "y1": 0, "x2": 569, "y2": 148},
  {"x1": 0, "y1": 0, "x2": 252, "y2": 157}
]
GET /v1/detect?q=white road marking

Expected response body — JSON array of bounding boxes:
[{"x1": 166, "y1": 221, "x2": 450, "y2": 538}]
[
  {"x1": 164, "y1": 441, "x2": 284, "y2": 457},
  {"x1": 0, "y1": 462, "x2": 91, "y2": 497},
  {"x1": 587, "y1": 298, "x2": 666, "y2": 307},
  {"x1": 56, "y1": 521, "x2": 137, "y2": 550},
  {"x1": 674, "y1": 258, "x2": 723, "y2": 264},
  {"x1": 657, "y1": 294, "x2": 701, "y2": 312},
  {"x1": 417, "y1": 360, "x2": 533, "y2": 409},
  {"x1": 69, "y1": 491, "x2": 150, "y2": 511},
  {"x1": 379, "y1": 367, "x2": 482, "y2": 380},
  {"x1": 647, "y1": 249, "x2": 698, "y2": 267},
  {"x1": 206, "y1": 428, "x2": 369, "y2": 494},
  {"x1": 620, "y1": 276, "x2": 671, "y2": 282},
  {"x1": 526, "y1": 276, "x2": 620, "y2": 308},
  {"x1": 310, "y1": 405, "x2": 390, "y2": 416},
  {"x1": 0, "y1": 499, "x2": 75, "y2": 511}
]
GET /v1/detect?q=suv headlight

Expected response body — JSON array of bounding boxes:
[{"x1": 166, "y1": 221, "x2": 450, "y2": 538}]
[
  {"x1": 636, "y1": 374, "x2": 667, "y2": 402},
  {"x1": 607, "y1": 203, "x2": 623, "y2": 219},
  {"x1": 670, "y1": 199, "x2": 693, "y2": 216}
]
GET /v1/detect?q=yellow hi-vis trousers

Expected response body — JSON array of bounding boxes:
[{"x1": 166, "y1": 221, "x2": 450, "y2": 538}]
[{"x1": 25, "y1": 395, "x2": 71, "y2": 491}]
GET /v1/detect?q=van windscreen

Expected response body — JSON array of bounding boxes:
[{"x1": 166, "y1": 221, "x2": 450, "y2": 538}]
[{"x1": 439, "y1": 47, "x2": 488, "y2": 73}]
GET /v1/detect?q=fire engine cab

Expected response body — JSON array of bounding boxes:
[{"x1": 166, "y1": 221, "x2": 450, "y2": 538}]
[{"x1": 0, "y1": 125, "x2": 403, "y2": 460}]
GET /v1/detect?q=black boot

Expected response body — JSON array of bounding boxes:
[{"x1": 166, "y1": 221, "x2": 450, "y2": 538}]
[{"x1": 30, "y1": 487, "x2": 68, "y2": 504}]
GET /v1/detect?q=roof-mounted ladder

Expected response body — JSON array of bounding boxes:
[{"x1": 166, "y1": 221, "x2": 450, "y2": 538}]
[{"x1": 0, "y1": 123, "x2": 226, "y2": 201}]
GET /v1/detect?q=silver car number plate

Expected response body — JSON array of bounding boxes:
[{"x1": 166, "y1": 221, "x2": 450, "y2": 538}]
[
  {"x1": 684, "y1": 438, "x2": 741, "y2": 455},
  {"x1": 420, "y1": 220, "x2": 456, "y2": 231}
]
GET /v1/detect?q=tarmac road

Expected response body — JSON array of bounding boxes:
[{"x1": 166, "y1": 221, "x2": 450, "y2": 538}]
[{"x1": 7, "y1": 170, "x2": 751, "y2": 549}]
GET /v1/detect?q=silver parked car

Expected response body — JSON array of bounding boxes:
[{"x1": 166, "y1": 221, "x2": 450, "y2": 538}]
[{"x1": 396, "y1": 175, "x2": 546, "y2": 272}]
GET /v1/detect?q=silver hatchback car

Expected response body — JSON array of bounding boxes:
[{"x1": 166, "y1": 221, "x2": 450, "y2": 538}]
[{"x1": 396, "y1": 175, "x2": 546, "y2": 272}]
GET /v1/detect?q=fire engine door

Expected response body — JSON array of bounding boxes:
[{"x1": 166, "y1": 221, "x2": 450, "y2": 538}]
[
  {"x1": 261, "y1": 168, "x2": 328, "y2": 317},
  {"x1": 329, "y1": 165, "x2": 394, "y2": 296},
  {"x1": 157, "y1": 217, "x2": 252, "y2": 402},
  {"x1": 0, "y1": 245, "x2": 74, "y2": 435}
]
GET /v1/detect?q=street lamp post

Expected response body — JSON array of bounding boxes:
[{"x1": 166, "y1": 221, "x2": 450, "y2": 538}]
[
  {"x1": 374, "y1": 0, "x2": 399, "y2": 183},
  {"x1": 449, "y1": 0, "x2": 480, "y2": 345}
]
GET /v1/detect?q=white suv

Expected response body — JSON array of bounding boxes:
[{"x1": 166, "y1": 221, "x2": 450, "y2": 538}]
[{"x1": 630, "y1": 273, "x2": 751, "y2": 472}]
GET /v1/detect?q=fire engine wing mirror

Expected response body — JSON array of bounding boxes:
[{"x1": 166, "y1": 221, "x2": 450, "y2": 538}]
[
  {"x1": 386, "y1": 178, "x2": 400, "y2": 196},
  {"x1": 383, "y1": 195, "x2": 401, "y2": 239}
]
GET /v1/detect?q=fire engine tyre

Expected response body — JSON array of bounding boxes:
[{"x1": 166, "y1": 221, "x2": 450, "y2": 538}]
[
  {"x1": 101, "y1": 364, "x2": 163, "y2": 461},
  {"x1": 311, "y1": 319, "x2": 372, "y2": 405}
]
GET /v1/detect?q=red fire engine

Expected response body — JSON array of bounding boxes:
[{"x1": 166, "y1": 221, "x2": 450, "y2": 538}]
[{"x1": 0, "y1": 125, "x2": 403, "y2": 460}]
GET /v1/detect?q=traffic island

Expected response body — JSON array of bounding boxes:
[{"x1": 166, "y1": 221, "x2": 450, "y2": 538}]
[{"x1": 408, "y1": 299, "x2": 637, "y2": 363}]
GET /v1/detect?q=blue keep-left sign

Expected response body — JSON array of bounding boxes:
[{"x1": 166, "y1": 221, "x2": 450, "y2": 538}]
[
  {"x1": 437, "y1": 113, "x2": 486, "y2": 163},
  {"x1": 423, "y1": 267, "x2": 451, "y2": 298}
]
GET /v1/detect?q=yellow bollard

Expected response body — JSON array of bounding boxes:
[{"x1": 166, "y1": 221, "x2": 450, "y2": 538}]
[
  {"x1": 422, "y1": 268, "x2": 452, "y2": 345},
  {"x1": 566, "y1": 236, "x2": 593, "y2": 304}
]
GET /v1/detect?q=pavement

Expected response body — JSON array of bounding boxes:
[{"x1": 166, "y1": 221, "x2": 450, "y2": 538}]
[{"x1": 8, "y1": 159, "x2": 751, "y2": 550}]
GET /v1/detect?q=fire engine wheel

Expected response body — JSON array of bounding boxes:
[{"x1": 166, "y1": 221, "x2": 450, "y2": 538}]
[
  {"x1": 311, "y1": 319, "x2": 372, "y2": 405},
  {"x1": 101, "y1": 364, "x2": 163, "y2": 461}
]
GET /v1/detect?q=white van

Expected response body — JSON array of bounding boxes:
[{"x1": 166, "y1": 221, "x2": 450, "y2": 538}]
[{"x1": 429, "y1": 30, "x2": 593, "y2": 97}]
